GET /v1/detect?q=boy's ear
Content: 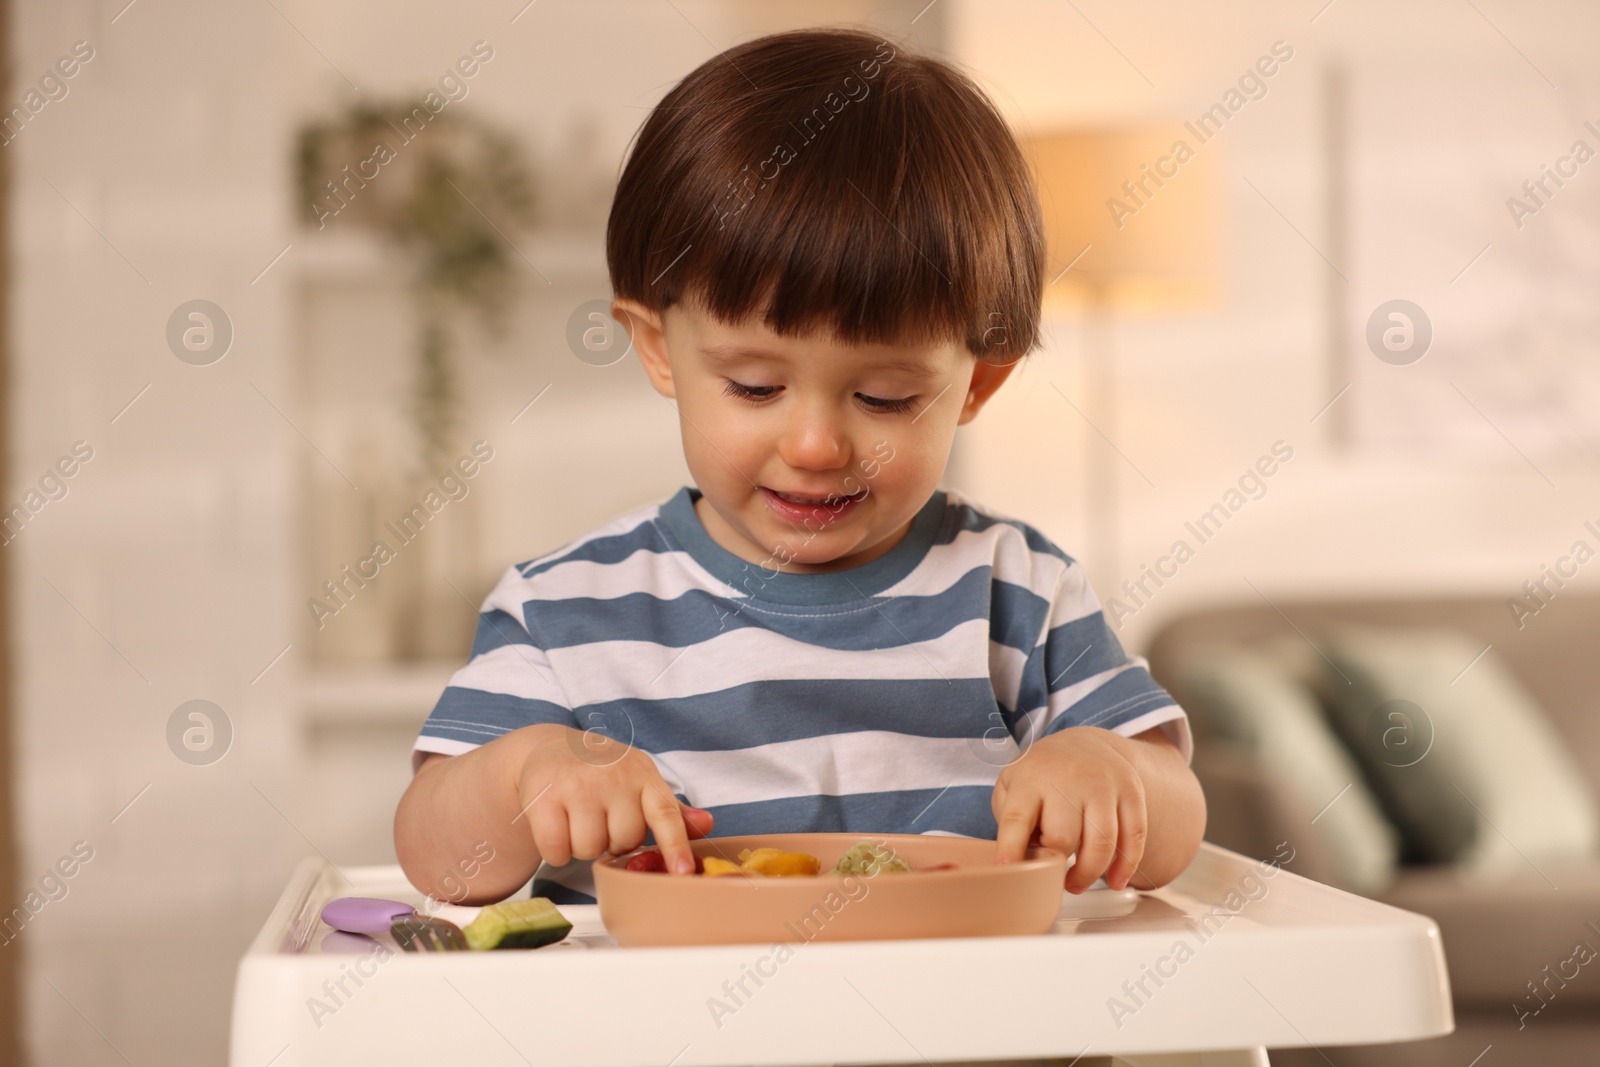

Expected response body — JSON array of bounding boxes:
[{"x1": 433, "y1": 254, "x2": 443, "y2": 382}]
[
  {"x1": 956, "y1": 356, "x2": 1020, "y2": 425},
  {"x1": 611, "y1": 298, "x2": 674, "y2": 398}
]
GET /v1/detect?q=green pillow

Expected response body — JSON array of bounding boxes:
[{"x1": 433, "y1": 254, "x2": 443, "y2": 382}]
[
  {"x1": 1179, "y1": 647, "x2": 1400, "y2": 895},
  {"x1": 1318, "y1": 626, "x2": 1599, "y2": 871}
]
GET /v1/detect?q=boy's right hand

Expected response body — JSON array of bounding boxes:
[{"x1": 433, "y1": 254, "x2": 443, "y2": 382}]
[{"x1": 511, "y1": 723, "x2": 712, "y2": 875}]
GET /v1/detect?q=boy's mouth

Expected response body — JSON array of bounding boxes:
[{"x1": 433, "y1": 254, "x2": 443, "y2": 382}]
[
  {"x1": 766, "y1": 487, "x2": 866, "y2": 506},
  {"x1": 760, "y1": 485, "x2": 869, "y2": 525}
]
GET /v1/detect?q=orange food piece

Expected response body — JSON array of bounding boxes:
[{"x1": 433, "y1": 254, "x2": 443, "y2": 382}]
[
  {"x1": 695, "y1": 847, "x2": 825, "y2": 877},
  {"x1": 736, "y1": 847, "x2": 822, "y2": 877}
]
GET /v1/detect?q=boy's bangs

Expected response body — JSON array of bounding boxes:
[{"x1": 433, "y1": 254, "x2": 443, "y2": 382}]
[{"x1": 686, "y1": 90, "x2": 1030, "y2": 359}]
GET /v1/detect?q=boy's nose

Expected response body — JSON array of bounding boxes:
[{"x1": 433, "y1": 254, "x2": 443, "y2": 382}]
[{"x1": 777, "y1": 402, "x2": 850, "y2": 471}]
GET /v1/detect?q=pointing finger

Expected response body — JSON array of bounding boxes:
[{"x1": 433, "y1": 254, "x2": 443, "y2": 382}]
[{"x1": 641, "y1": 784, "x2": 695, "y2": 874}]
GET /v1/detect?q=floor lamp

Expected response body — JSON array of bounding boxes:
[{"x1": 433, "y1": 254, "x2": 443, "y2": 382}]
[{"x1": 1024, "y1": 127, "x2": 1221, "y2": 594}]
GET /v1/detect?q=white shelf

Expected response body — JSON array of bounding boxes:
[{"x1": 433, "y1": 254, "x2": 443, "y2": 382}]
[
  {"x1": 291, "y1": 228, "x2": 608, "y2": 286},
  {"x1": 302, "y1": 661, "x2": 458, "y2": 725}
]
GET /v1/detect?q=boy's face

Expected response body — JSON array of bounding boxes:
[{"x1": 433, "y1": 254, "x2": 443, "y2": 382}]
[{"x1": 614, "y1": 296, "x2": 1017, "y2": 573}]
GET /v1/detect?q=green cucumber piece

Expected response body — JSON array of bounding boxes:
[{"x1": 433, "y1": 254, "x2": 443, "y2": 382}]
[{"x1": 463, "y1": 898, "x2": 573, "y2": 951}]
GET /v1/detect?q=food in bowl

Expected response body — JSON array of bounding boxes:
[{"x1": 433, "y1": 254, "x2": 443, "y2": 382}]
[
  {"x1": 619, "y1": 839, "x2": 960, "y2": 877},
  {"x1": 623, "y1": 849, "x2": 704, "y2": 873},
  {"x1": 622, "y1": 845, "x2": 822, "y2": 877},
  {"x1": 702, "y1": 847, "x2": 823, "y2": 877},
  {"x1": 832, "y1": 840, "x2": 911, "y2": 875}
]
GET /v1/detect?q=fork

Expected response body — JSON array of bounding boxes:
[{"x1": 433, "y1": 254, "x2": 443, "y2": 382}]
[{"x1": 391, "y1": 914, "x2": 468, "y2": 952}]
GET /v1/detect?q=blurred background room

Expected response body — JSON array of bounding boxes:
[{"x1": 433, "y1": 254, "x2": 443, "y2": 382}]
[{"x1": 4, "y1": 0, "x2": 1600, "y2": 1064}]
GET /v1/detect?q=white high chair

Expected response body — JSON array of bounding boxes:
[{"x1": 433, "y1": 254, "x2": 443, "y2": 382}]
[{"x1": 231, "y1": 843, "x2": 1451, "y2": 1065}]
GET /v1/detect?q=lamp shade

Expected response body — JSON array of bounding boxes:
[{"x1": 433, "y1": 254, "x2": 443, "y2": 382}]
[{"x1": 1025, "y1": 127, "x2": 1223, "y2": 313}]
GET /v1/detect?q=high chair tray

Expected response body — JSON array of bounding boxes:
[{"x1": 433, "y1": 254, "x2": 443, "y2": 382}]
[{"x1": 230, "y1": 842, "x2": 1452, "y2": 1067}]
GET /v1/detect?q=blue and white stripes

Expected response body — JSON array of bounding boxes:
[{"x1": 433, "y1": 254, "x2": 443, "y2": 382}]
[{"x1": 413, "y1": 485, "x2": 1189, "y2": 903}]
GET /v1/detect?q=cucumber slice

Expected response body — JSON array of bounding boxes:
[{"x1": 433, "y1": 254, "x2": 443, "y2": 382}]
[{"x1": 463, "y1": 898, "x2": 573, "y2": 951}]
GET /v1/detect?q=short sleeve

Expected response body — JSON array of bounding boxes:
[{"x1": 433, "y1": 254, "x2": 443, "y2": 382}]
[
  {"x1": 411, "y1": 565, "x2": 577, "y2": 772},
  {"x1": 1012, "y1": 558, "x2": 1192, "y2": 763}
]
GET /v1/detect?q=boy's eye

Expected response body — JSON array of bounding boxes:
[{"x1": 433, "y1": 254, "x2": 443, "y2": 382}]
[
  {"x1": 721, "y1": 379, "x2": 918, "y2": 415},
  {"x1": 856, "y1": 393, "x2": 918, "y2": 415},
  {"x1": 723, "y1": 380, "x2": 780, "y2": 402}
]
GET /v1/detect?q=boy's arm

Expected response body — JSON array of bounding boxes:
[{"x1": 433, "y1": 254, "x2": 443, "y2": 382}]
[
  {"x1": 1112, "y1": 726, "x2": 1206, "y2": 889},
  {"x1": 395, "y1": 729, "x2": 550, "y2": 904}
]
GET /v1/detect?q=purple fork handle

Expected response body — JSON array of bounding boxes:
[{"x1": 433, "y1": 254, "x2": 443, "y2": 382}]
[{"x1": 321, "y1": 896, "x2": 417, "y2": 934}]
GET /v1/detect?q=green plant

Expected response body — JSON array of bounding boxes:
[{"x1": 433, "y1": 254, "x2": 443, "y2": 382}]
[{"x1": 296, "y1": 101, "x2": 537, "y2": 471}]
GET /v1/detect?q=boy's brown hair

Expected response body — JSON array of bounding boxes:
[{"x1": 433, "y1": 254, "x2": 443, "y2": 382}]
[{"x1": 606, "y1": 27, "x2": 1046, "y2": 364}]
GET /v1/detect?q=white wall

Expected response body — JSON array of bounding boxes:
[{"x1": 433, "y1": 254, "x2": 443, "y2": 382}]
[
  {"x1": 945, "y1": 0, "x2": 1600, "y2": 654},
  {"x1": 11, "y1": 1, "x2": 302, "y2": 1063}
]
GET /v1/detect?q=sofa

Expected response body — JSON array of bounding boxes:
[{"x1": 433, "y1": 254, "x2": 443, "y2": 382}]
[{"x1": 1145, "y1": 594, "x2": 1600, "y2": 1067}]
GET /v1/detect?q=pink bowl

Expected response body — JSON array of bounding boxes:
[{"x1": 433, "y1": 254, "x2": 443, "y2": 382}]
[{"x1": 592, "y1": 832, "x2": 1067, "y2": 947}]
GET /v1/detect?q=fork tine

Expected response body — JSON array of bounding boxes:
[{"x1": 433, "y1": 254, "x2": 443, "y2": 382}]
[
  {"x1": 392, "y1": 916, "x2": 421, "y2": 952},
  {"x1": 437, "y1": 919, "x2": 467, "y2": 951},
  {"x1": 391, "y1": 915, "x2": 467, "y2": 952}
]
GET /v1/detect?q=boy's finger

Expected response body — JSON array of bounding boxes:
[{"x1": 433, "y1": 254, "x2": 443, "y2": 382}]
[
  {"x1": 1105, "y1": 792, "x2": 1148, "y2": 890},
  {"x1": 566, "y1": 803, "x2": 610, "y2": 860},
  {"x1": 681, "y1": 804, "x2": 714, "y2": 839},
  {"x1": 1065, "y1": 800, "x2": 1117, "y2": 893},
  {"x1": 530, "y1": 802, "x2": 572, "y2": 868},
  {"x1": 1036, "y1": 791, "x2": 1081, "y2": 862},
  {"x1": 993, "y1": 791, "x2": 1040, "y2": 865},
  {"x1": 641, "y1": 785, "x2": 696, "y2": 874},
  {"x1": 989, "y1": 778, "x2": 1010, "y2": 821},
  {"x1": 605, "y1": 803, "x2": 648, "y2": 858}
]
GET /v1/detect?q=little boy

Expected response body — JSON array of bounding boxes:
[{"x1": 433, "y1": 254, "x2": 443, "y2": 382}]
[{"x1": 396, "y1": 27, "x2": 1204, "y2": 907}]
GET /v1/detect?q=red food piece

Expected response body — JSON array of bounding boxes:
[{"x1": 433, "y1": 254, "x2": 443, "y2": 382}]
[
  {"x1": 623, "y1": 849, "x2": 705, "y2": 873},
  {"x1": 918, "y1": 862, "x2": 960, "y2": 872},
  {"x1": 625, "y1": 850, "x2": 667, "y2": 872}
]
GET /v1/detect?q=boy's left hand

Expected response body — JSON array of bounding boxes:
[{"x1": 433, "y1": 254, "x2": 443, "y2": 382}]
[{"x1": 991, "y1": 726, "x2": 1149, "y2": 893}]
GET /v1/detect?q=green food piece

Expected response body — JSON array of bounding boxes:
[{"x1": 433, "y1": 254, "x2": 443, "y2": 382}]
[
  {"x1": 832, "y1": 841, "x2": 911, "y2": 876},
  {"x1": 463, "y1": 898, "x2": 573, "y2": 951}
]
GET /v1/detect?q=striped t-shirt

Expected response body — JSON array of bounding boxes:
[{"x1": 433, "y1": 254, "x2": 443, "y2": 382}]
[{"x1": 412, "y1": 485, "x2": 1191, "y2": 903}]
